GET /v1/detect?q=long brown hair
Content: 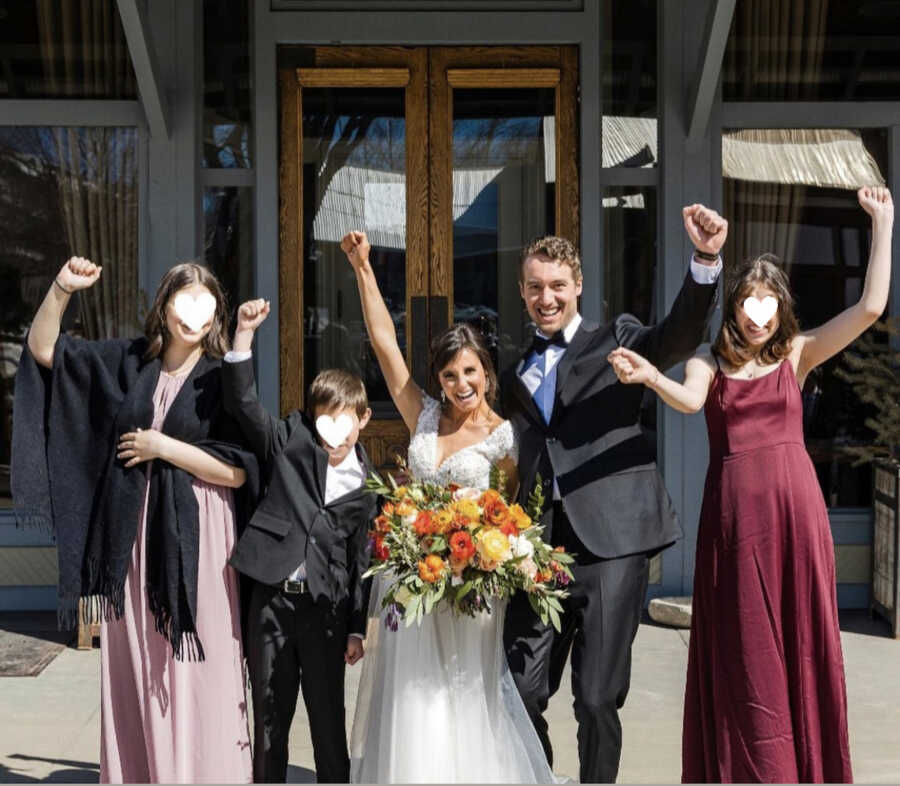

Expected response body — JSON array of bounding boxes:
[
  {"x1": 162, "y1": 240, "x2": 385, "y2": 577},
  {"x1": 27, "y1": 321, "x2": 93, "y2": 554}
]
[
  {"x1": 712, "y1": 253, "x2": 800, "y2": 368},
  {"x1": 143, "y1": 262, "x2": 230, "y2": 360},
  {"x1": 428, "y1": 323, "x2": 499, "y2": 408}
]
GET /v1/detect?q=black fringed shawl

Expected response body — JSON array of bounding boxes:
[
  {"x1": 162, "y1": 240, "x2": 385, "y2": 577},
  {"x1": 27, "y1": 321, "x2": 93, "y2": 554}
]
[{"x1": 11, "y1": 334, "x2": 259, "y2": 660}]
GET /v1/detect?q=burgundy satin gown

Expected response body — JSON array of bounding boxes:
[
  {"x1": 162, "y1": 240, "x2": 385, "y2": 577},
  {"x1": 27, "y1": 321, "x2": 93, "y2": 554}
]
[{"x1": 682, "y1": 359, "x2": 853, "y2": 783}]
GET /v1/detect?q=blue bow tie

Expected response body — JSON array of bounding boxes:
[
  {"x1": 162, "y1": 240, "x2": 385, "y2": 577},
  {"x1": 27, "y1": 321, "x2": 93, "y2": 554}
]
[{"x1": 531, "y1": 331, "x2": 567, "y2": 355}]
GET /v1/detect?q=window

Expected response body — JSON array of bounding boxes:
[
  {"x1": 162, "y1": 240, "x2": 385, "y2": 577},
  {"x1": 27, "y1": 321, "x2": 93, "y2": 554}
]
[
  {"x1": 0, "y1": 126, "x2": 139, "y2": 507},
  {"x1": 723, "y1": 128, "x2": 889, "y2": 507}
]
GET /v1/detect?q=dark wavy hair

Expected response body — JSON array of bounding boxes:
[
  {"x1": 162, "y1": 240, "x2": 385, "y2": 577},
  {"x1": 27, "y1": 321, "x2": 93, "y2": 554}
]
[
  {"x1": 143, "y1": 262, "x2": 230, "y2": 360},
  {"x1": 427, "y1": 322, "x2": 499, "y2": 408},
  {"x1": 712, "y1": 253, "x2": 800, "y2": 368}
]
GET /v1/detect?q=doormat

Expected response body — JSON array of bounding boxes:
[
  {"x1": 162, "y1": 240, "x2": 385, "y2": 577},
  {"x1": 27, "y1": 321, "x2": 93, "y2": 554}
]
[{"x1": 0, "y1": 628, "x2": 71, "y2": 677}]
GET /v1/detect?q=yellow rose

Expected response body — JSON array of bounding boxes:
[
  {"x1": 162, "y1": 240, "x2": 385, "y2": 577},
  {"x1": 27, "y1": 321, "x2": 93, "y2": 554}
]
[
  {"x1": 452, "y1": 498, "x2": 480, "y2": 522},
  {"x1": 477, "y1": 528, "x2": 512, "y2": 564}
]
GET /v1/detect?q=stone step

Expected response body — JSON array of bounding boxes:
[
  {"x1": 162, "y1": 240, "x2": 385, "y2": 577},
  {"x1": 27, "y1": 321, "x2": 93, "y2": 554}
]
[{"x1": 648, "y1": 596, "x2": 692, "y2": 629}]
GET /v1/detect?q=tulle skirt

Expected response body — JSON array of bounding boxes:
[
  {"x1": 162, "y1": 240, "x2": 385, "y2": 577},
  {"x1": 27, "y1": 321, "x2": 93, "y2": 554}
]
[{"x1": 350, "y1": 576, "x2": 557, "y2": 783}]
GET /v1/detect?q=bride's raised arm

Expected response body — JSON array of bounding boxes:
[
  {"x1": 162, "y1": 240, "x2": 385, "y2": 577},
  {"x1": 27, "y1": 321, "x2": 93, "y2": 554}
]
[{"x1": 341, "y1": 231, "x2": 424, "y2": 431}]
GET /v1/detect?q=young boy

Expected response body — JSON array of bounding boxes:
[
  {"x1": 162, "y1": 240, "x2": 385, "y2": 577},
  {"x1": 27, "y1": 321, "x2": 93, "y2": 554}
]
[{"x1": 222, "y1": 298, "x2": 377, "y2": 784}]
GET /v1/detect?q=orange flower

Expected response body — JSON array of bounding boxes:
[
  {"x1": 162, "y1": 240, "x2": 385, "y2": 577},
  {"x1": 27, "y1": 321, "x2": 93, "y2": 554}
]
[
  {"x1": 534, "y1": 568, "x2": 553, "y2": 584},
  {"x1": 433, "y1": 508, "x2": 454, "y2": 534},
  {"x1": 499, "y1": 520, "x2": 518, "y2": 537},
  {"x1": 509, "y1": 504, "x2": 531, "y2": 530},
  {"x1": 449, "y1": 530, "x2": 476, "y2": 563},
  {"x1": 381, "y1": 502, "x2": 396, "y2": 516},
  {"x1": 374, "y1": 514, "x2": 392, "y2": 534},
  {"x1": 482, "y1": 496, "x2": 509, "y2": 527},
  {"x1": 418, "y1": 554, "x2": 446, "y2": 584},
  {"x1": 478, "y1": 488, "x2": 503, "y2": 507},
  {"x1": 413, "y1": 510, "x2": 436, "y2": 537}
]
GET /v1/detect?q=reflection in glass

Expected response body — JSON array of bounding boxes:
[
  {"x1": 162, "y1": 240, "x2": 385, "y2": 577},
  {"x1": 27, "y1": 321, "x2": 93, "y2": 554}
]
[
  {"x1": 302, "y1": 88, "x2": 406, "y2": 413},
  {"x1": 603, "y1": 187, "x2": 657, "y2": 324},
  {"x1": 0, "y1": 0, "x2": 136, "y2": 99},
  {"x1": 723, "y1": 0, "x2": 900, "y2": 101},
  {"x1": 602, "y1": 0, "x2": 657, "y2": 167},
  {"x1": 203, "y1": 0, "x2": 252, "y2": 167},
  {"x1": 452, "y1": 88, "x2": 556, "y2": 374},
  {"x1": 0, "y1": 126, "x2": 139, "y2": 506},
  {"x1": 723, "y1": 128, "x2": 888, "y2": 507},
  {"x1": 204, "y1": 187, "x2": 253, "y2": 331}
]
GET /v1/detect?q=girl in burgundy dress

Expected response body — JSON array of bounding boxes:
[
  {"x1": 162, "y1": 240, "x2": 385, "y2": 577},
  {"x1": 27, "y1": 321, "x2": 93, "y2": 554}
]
[
  {"x1": 608, "y1": 186, "x2": 893, "y2": 783},
  {"x1": 13, "y1": 259, "x2": 257, "y2": 783}
]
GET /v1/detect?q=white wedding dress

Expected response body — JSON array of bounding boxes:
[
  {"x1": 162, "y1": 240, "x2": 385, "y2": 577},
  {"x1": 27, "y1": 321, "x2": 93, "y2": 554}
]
[{"x1": 350, "y1": 395, "x2": 557, "y2": 784}]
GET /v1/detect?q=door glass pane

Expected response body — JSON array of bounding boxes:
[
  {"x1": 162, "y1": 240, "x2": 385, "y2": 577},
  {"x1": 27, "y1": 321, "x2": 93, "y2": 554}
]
[
  {"x1": 452, "y1": 87, "x2": 556, "y2": 374},
  {"x1": 302, "y1": 87, "x2": 406, "y2": 414}
]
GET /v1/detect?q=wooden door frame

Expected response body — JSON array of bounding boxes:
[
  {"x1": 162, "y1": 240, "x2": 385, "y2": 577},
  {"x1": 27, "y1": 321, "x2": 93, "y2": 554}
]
[
  {"x1": 278, "y1": 46, "x2": 579, "y2": 467},
  {"x1": 278, "y1": 46, "x2": 428, "y2": 413},
  {"x1": 428, "y1": 46, "x2": 580, "y2": 330}
]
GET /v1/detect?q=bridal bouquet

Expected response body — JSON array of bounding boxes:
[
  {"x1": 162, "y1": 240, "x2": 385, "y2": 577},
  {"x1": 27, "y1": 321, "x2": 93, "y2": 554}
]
[{"x1": 364, "y1": 466, "x2": 574, "y2": 631}]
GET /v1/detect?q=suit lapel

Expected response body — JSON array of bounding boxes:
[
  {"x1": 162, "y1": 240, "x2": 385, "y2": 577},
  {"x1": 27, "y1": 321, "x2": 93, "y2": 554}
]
[
  {"x1": 313, "y1": 443, "x2": 330, "y2": 504},
  {"x1": 553, "y1": 321, "x2": 596, "y2": 408},
  {"x1": 510, "y1": 358, "x2": 543, "y2": 426}
]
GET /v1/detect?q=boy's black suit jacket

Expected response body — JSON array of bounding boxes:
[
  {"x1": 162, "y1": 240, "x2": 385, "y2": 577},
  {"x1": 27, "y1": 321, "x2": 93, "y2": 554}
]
[
  {"x1": 501, "y1": 269, "x2": 718, "y2": 559},
  {"x1": 222, "y1": 358, "x2": 376, "y2": 636}
]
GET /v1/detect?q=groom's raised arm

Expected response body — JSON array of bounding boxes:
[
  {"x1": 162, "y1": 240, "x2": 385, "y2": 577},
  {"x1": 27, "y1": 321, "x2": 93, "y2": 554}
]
[{"x1": 615, "y1": 204, "x2": 727, "y2": 372}]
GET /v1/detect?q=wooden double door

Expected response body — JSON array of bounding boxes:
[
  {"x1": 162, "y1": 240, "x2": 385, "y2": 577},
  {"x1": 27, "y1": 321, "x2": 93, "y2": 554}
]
[{"x1": 279, "y1": 46, "x2": 579, "y2": 467}]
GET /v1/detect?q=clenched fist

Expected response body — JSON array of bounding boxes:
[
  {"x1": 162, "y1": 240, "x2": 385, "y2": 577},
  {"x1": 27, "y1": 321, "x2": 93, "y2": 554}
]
[
  {"x1": 237, "y1": 298, "x2": 270, "y2": 332},
  {"x1": 341, "y1": 231, "x2": 371, "y2": 270},
  {"x1": 857, "y1": 186, "x2": 893, "y2": 226},
  {"x1": 57, "y1": 256, "x2": 101, "y2": 293},
  {"x1": 682, "y1": 204, "x2": 728, "y2": 258}
]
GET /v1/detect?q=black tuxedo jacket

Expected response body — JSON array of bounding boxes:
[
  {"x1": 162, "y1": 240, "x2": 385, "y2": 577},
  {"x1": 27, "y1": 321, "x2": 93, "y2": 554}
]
[
  {"x1": 501, "y1": 269, "x2": 718, "y2": 559},
  {"x1": 222, "y1": 359, "x2": 376, "y2": 635}
]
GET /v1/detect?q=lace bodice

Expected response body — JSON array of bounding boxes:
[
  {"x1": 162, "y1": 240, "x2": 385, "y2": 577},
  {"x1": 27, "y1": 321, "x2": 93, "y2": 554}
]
[{"x1": 407, "y1": 395, "x2": 518, "y2": 490}]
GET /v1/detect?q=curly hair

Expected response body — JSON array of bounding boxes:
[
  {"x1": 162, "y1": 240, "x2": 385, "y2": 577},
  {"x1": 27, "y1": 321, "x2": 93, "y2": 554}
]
[
  {"x1": 712, "y1": 253, "x2": 800, "y2": 368},
  {"x1": 520, "y1": 235, "x2": 582, "y2": 282}
]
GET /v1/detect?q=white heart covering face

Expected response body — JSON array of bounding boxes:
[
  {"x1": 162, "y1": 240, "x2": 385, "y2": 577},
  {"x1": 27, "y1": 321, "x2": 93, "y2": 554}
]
[
  {"x1": 172, "y1": 292, "x2": 217, "y2": 333},
  {"x1": 742, "y1": 296, "x2": 778, "y2": 329},
  {"x1": 316, "y1": 413, "x2": 354, "y2": 449}
]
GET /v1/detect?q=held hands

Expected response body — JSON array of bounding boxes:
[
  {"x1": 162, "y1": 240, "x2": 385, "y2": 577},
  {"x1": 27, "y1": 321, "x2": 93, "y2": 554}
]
[
  {"x1": 858, "y1": 186, "x2": 893, "y2": 226},
  {"x1": 607, "y1": 347, "x2": 660, "y2": 387},
  {"x1": 341, "y1": 231, "x2": 371, "y2": 271},
  {"x1": 117, "y1": 428, "x2": 168, "y2": 468},
  {"x1": 57, "y1": 256, "x2": 101, "y2": 293},
  {"x1": 682, "y1": 204, "x2": 728, "y2": 258},
  {"x1": 345, "y1": 635, "x2": 364, "y2": 665}
]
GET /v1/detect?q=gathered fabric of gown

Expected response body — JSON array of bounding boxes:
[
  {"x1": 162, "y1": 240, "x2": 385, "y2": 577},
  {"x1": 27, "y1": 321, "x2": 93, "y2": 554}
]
[
  {"x1": 682, "y1": 360, "x2": 852, "y2": 784},
  {"x1": 100, "y1": 371, "x2": 252, "y2": 784},
  {"x1": 350, "y1": 395, "x2": 558, "y2": 784}
]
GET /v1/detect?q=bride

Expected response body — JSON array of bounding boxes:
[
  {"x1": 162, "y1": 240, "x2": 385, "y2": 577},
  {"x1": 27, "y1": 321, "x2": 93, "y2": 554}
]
[{"x1": 341, "y1": 232, "x2": 557, "y2": 783}]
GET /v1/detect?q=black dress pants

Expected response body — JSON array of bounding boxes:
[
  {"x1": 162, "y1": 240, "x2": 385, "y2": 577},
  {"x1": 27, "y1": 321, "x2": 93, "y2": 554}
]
[
  {"x1": 246, "y1": 582, "x2": 349, "y2": 784},
  {"x1": 504, "y1": 502, "x2": 649, "y2": 783}
]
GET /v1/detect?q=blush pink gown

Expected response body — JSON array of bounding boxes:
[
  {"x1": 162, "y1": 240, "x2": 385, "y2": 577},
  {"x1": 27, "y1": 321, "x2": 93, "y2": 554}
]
[{"x1": 99, "y1": 371, "x2": 252, "y2": 784}]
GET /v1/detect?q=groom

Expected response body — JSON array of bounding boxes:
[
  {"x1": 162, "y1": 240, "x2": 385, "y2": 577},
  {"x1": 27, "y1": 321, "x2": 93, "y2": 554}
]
[{"x1": 502, "y1": 204, "x2": 728, "y2": 783}]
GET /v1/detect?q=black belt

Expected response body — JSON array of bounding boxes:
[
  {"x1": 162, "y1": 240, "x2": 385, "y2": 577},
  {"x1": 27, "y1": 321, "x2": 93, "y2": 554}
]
[{"x1": 279, "y1": 578, "x2": 308, "y2": 595}]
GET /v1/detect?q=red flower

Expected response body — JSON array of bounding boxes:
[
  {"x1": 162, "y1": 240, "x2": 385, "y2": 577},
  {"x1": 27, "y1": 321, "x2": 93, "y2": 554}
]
[
  {"x1": 373, "y1": 535, "x2": 390, "y2": 561},
  {"x1": 414, "y1": 510, "x2": 436, "y2": 537},
  {"x1": 449, "y1": 530, "x2": 476, "y2": 562},
  {"x1": 499, "y1": 520, "x2": 518, "y2": 537}
]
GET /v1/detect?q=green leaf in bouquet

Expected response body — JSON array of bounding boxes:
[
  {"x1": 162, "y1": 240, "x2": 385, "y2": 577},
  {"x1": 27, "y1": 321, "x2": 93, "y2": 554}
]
[
  {"x1": 547, "y1": 604, "x2": 562, "y2": 633},
  {"x1": 527, "y1": 475, "x2": 546, "y2": 520},
  {"x1": 428, "y1": 536, "x2": 447, "y2": 553},
  {"x1": 457, "y1": 580, "x2": 474, "y2": 600},
  {"x1": 546, "y1": 595, "x2": 564, "y2": 613},
  {"x1": 489, "y1": 463, "x2": 507, "y2": 494}
]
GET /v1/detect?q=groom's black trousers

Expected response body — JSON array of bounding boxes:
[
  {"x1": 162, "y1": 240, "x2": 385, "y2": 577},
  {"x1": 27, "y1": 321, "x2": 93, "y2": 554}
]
[
  {"x1": 246, "y1": 582, "x2": 350, "y2": 784},
  {"x1": 504, "y1": 502, "x2": 649, "y2": 784}
]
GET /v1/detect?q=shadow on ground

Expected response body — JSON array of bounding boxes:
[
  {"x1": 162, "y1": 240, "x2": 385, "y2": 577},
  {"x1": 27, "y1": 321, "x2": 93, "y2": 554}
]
[
  {"x1": 1, "y1": 755, "x2": 98, "y2": 783},
  {"x1": 286, "y1": 764, "x2": 316, "y2": 783},
  {"x1": 838, "y1": 609, "x2": 894, "y2": 638}
]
